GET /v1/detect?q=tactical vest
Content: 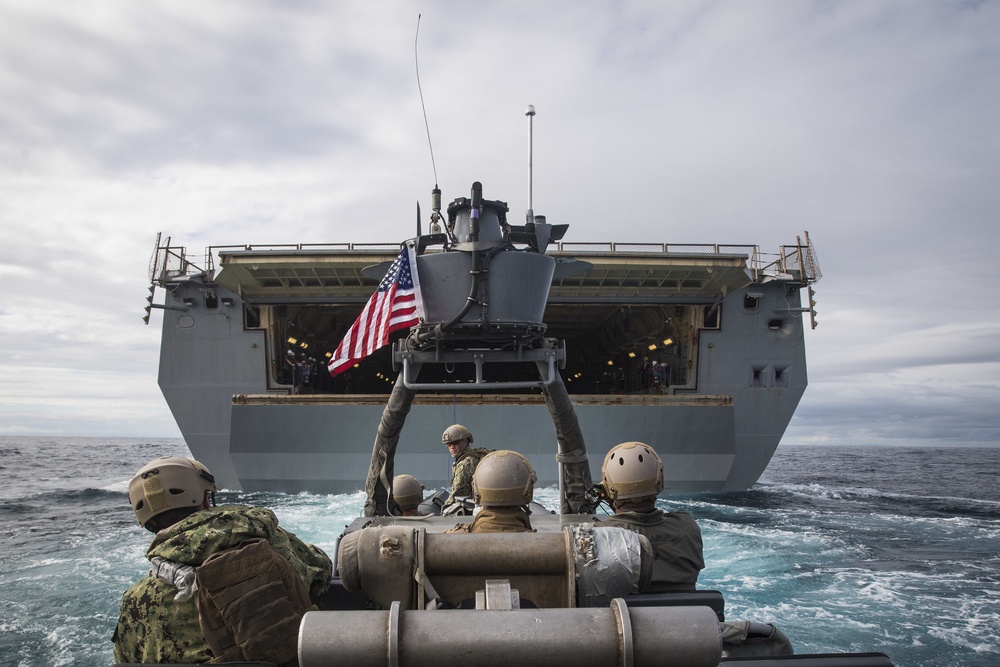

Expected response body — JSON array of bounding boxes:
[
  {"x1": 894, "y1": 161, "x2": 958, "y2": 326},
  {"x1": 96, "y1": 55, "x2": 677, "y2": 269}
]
[
  {"x1": 461, "y1": 447, "x2": 492, "y2": 469},
  {"x1": 466, "y1": 507, "x2": 535, "y2": 533},
  {"x1": 444, "y1": 447, "x2": 495, "y2": 513},
  {"x1": 195, "y1": 538, "x2": 315, "y2": 667}
]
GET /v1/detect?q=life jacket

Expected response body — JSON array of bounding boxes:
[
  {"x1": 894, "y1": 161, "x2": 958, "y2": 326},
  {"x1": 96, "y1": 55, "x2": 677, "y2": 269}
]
[{"x1": 194, "y1": 538, "x2": 315, "y2": 667}]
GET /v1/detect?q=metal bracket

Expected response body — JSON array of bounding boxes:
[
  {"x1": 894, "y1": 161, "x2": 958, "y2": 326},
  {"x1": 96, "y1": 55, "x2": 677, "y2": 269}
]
[
  {"x1": 394, "y1": 341, "x2": 566, "y2": 391},
  {"x1": 475, "y1": 579, "x2": 520, "y2": 610}
]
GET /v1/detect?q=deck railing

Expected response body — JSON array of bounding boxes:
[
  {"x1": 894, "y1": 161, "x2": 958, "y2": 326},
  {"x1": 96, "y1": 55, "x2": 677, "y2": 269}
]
[{"x1": 148, "y1": 235, "x2": 818, "y2": 285}]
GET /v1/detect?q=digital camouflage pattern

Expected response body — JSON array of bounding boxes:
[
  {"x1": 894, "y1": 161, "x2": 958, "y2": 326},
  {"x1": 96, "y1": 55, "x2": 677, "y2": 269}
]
[
  {"x1": 112, "y1": 505, "x2": 331, "y2": 664},
  {"x1": 444, "y1": 446, "x2": 490, "y2": 509},
  {"x1": 598, "y1": 508, "x2": 704, "y2": 592}
]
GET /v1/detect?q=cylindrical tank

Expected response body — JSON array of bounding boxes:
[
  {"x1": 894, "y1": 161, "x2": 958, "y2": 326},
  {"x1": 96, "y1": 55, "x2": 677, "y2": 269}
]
[{"x1": 299, "y1": 602, "x2": 722, "y2": 667}]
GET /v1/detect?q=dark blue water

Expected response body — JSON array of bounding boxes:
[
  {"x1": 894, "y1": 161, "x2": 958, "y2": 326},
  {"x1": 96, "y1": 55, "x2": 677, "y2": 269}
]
[{"x1": 1, "y1": 437, "x2": 997, "y2": 666}]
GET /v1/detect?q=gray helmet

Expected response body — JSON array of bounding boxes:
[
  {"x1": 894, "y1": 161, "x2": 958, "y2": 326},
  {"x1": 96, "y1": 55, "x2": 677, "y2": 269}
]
[
  {"x1": 128, "y1": 456, "x2": 217, "y2": 526},
  {"x1": 392, "y1": 474, "x2": 424, "y2": 511},
  {"x1": 601, "y1": 441, "x2": 663, "y2": 502},
  {"x1": 472, "y1": 450, "x2": 536, "y2": 507},
  {"x1": 442, "y1": 423, "x2": 473, "y2": 444}
]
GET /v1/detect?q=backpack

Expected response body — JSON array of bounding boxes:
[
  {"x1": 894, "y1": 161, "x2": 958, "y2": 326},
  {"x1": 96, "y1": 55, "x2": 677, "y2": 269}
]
[{"x1": 195, "y1": 538, "x2": 315, "y2": 667}]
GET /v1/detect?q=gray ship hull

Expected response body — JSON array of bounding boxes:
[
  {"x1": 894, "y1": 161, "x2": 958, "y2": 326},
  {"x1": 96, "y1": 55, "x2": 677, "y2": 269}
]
[
  {"x1": 151, "y1": 237, "x2": 815, "y2": 494},
  {"x1": 227, "y1": 394, "x2": 740, "y2": 494}
]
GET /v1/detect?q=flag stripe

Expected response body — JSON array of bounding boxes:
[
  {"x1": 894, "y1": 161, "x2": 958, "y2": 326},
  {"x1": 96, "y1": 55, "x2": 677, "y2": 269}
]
[{"x1": 327, "y1": 245, "x2": 423, "y2": 377}]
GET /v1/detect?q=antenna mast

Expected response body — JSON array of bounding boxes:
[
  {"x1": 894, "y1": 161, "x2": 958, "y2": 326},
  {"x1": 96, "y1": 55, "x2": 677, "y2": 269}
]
[
  {"x1": 525, "y1": 104, "x2": 536, "y2": 226},
  {"x1": 415, "y1": 14, "x2": 442, "y2": 233}
]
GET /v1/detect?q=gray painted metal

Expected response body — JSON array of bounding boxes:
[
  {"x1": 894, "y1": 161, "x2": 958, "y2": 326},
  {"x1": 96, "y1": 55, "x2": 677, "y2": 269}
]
[
  {"x1": 298, "y1": 604, "x2": 722, "y2": 667},
  {"x1": 418, "y1": 250, "x2": 554, "y2": 325},
  {"x1": 227, "y1": 396, "x2": 737, "y2": 494},
  {"x1": 155, "y1": 243, "x2": 809, "y2": 494}
]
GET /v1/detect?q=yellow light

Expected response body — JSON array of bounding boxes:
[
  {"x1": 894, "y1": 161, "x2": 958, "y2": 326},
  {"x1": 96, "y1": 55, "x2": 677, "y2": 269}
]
[
  {"x1": 662, "y1": 338, "x2": 673, "y2": 346},
  {"x1": 287, "y1": 337, "x2": 298, "y2": 345},
  {"x1": 299, "y1": 342, "x2": 309, "y2": 349},
  {"x1": 607, "y1": 360, "x2": 614, "y2": 366},
  {"x1": 325, "y1": 352, "x2": 332, "y2": 359},
  {"x1": 628, "y1": 351, "x2": 636, "y2": 358},
  {"x1": 648, "y1": 343, "x2": 657, "y2": 351}
]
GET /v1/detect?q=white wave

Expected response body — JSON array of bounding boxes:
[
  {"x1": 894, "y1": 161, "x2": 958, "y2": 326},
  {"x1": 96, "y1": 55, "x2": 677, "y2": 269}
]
[{"x1": 99, "y1": 479, "x2": 130, "y2": 493}]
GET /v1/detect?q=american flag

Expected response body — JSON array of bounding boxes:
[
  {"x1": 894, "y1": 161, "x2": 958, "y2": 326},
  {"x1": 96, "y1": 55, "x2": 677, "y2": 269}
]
[{"x1": 327, "y1": 244, "x2": 424, "y2": 376}]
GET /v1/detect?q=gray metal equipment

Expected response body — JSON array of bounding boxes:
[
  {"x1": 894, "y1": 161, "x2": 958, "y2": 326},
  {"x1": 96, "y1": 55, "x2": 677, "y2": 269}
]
[
  {"x1": 364, "y1": 181, "x2": 592, "y2": 516},
  {"x1": 298, "y1": 600, "x2": 722, "y2": 667},
  {"x1": 399, "y1": 181, "x2": 563, "y2": 390},
  {"x1": 336, "y1": 524, "x2": 651, "y2": 611}
]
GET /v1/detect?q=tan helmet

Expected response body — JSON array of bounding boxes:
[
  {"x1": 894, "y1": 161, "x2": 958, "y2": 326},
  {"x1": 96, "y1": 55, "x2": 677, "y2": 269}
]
[
  {"x1": 128, "y1": 456, "x2": 217, "y2": 526},
  {"x1": 472, "y1": 450, "x2": 536, "y2": 507},
  {"x1": 392, "y1": 474, "x2": 424, "y2": 511},
  {"x1": 441, "y1": 423, "x2": 473, "y2": 444},
  {"x1": 601, "y1": 441, "x2": 663, "y2": 502}
]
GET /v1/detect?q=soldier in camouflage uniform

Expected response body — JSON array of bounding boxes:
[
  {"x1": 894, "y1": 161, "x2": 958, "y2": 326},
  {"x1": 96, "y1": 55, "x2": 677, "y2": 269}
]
[
  {"x1": 112, "y1": 456, "x2": 332, "y2": 665},
  {"x1": 441, "y1": 424, "x2": 490, "y2": 514},
  {"x1": 447, "y1": 450, "x2": 537, "y2": 533}
]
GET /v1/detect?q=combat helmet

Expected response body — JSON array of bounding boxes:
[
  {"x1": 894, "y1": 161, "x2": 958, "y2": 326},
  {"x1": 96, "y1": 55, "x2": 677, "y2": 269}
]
[
  {"x1": 128, "y1": 456, "x2": 217, "y2": 527},
  {"x1": 392, "y1": 474, "x2": 424, "y2": 512},
  {"x1": 442, "y1": 424, "x2": 473, "y2": 444},
  {"x1": 472, "y1": 450, "x2": 536, "y2": 507},
  {"x1": 601, "y1": 441, "x2": 663, "y2": 502}
]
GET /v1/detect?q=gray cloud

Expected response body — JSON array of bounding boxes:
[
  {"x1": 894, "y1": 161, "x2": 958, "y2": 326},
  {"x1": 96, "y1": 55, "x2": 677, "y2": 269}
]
[{"x1": 1, "y1": 0, "x2": 998, "y2": 447}]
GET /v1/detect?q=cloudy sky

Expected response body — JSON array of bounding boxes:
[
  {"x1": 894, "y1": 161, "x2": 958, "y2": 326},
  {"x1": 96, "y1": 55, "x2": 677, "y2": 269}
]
[{"x1": 1, "y1": 0, "x2": 997, "y2": 448}]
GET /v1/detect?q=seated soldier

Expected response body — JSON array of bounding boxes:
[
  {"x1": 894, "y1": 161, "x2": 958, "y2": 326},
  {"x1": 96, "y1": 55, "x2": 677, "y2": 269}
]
[
  {"x1": 392, "y1": 474, "x2": 425, "y2": 516},
  {"x1": 447, "y1": 450, "x2": 537, "y2": 533},
  {"x1": 440, "y1": 423, "x2": 491, "y2": 515},
  {"x1": 112, "y1": 456, "x2": 331, "y2": 665},
  {"x1": 597, "y1": 442, "x2": 793, "y2": 656},
  {"x1": 596, "y1": 441, "x2": 704, "y2": 592}
]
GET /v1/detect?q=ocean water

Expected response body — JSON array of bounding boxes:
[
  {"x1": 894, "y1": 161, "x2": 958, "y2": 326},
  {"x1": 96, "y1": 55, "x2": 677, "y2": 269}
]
[{"x1": 1, "y1": 437, "x2": 998, "y2": 667}]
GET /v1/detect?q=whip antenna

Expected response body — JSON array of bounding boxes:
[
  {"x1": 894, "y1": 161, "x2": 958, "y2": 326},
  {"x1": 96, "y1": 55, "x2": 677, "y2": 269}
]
[{"x1": 415, "y1": 14, "x2": 442, "y2": 233}]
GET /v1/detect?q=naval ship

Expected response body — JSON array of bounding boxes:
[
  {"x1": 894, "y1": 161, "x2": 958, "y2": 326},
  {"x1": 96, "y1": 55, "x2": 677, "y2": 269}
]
[{"x1": 143, "y1": 182, "x2": 820, "y2": 495}]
